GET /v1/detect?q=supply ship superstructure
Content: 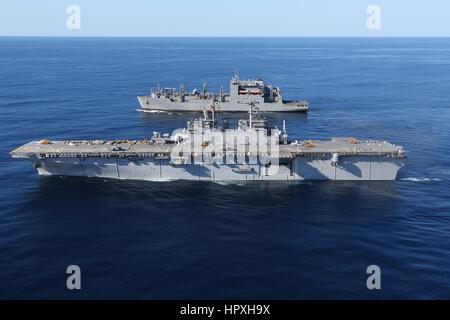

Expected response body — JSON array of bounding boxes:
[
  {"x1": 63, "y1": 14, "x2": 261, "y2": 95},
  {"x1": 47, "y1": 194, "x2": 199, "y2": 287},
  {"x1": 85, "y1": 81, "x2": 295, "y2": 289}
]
[
  {"x1": 138, "y1": 75, "x2": 309, "y2": 112},
  {"x1": 11, "y1": 105, "x2": 406, "y2": 181}
]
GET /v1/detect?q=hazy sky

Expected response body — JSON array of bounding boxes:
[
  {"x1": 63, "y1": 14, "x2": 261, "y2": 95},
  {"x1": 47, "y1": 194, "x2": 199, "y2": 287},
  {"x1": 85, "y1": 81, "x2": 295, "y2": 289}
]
[{"x1": 1, "y1": 0, "x2": 449, "y2": 36}]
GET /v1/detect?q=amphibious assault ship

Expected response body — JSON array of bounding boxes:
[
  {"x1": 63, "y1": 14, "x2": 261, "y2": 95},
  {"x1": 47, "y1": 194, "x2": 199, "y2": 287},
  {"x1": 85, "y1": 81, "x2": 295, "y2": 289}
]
[
  {"x1": 11, "y1": 104, "x2": 406, "y2": 181},
  {"x1": 137, "y1": 75, "x2": 309, "y2": 112}
]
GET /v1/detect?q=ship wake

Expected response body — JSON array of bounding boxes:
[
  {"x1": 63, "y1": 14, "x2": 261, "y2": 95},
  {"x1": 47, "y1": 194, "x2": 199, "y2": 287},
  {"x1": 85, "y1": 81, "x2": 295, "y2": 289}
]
[
  {"x1": 401, "y1": 177, "x2": 443, "y2": 182},
  {"x1": 137, "y1": 109, "x2": 182, "y2": 115}
]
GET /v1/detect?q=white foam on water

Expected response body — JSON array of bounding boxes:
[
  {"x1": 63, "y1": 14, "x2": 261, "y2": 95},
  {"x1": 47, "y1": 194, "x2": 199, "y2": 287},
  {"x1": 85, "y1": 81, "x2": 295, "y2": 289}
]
[
  {"x1": 401, "y1": 177, "x2": 442, "y2": 182},
  {"x1": 136, "y1": 109, "x2": 168, "y2": 114},
  {"x1": 212, "y1": 180, "x2": 251, "y2": 186},
  {"x1": 136, "y1": 109, "x2": 188, "y2": 115}
]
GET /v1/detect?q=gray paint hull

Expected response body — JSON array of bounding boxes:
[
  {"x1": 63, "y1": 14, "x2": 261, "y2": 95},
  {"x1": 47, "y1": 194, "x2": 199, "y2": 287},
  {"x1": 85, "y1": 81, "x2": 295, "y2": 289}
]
[
  {"x1": 33, "y1": 156, "x2": 404, "y2": 181},
  {"x1": 137, "y1": 96, "x2": 308, "y2": 112}
]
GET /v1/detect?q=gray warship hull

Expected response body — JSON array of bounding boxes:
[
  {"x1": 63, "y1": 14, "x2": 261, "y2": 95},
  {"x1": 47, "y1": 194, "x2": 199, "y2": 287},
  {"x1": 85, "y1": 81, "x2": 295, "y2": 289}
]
[
  {"x1": 11, "y1": 104, "x2": 406, "y2": 181},
  {"x1": 11, "y1": 139, "x2": 405, "y2": 181},
  {"x1": 138, "y1": 95, "x2": 308, "y2": 112},
  {"x1": 138, "y1": 76, "x2": 309, "y2": 112}
]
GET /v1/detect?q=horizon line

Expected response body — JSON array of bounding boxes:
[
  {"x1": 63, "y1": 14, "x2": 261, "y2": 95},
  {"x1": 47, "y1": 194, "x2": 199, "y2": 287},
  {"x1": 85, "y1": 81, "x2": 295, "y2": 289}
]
[{"x1": 1, "y1": 35, "x2": 450, "y2": 38}]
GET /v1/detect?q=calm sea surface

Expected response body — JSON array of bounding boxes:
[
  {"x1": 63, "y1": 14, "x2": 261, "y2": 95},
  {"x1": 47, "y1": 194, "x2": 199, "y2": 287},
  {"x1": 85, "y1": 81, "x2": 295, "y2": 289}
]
[{"x1": 0, "y1": 37, "x2": 449, "y2": 299}]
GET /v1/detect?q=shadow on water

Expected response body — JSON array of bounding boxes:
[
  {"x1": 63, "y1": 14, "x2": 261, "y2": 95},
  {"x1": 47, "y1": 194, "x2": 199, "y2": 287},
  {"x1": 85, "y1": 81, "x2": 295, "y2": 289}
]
[
  {"x1": 4, "y1": 175, "x2": 410, "y2": 299},
  {"x1": 23, "y1": 175, "x2": 402, "y2": 220}
]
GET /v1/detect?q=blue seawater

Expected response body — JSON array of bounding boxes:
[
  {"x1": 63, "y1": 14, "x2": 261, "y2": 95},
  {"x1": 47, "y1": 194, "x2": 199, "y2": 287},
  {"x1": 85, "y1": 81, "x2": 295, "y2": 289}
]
[{"x1": 0, "y1": 37, "x2": 449, "y2": 299}]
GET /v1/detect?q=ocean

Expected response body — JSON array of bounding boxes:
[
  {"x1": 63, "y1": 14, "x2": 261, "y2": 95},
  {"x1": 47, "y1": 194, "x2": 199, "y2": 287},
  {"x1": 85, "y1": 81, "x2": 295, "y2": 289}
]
[{"x1": 0, "y1": 37, "x2": 449, "y2": 299}]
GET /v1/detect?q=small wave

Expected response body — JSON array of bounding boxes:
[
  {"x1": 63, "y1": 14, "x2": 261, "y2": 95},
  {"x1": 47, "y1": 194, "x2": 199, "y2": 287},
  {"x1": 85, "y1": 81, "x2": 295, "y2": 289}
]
[
  {"x1": 212, "y1": 180, "x2": 251, "y2": 186},
  {"x1": 136, "y1": 109, "x2": 184, "y2": 115},
  {"x1": 429, "y1": 167, "x2": 450, "y2": 178},
  {"x1": 401, "y1": 177, "x2": 442, "y2": 182},
  {"x1": 156, "y1": 178, "x2": 177, "y2": 182},
  {"x1": 136, "y1": 109, "x2": 168, "y2": 114}
]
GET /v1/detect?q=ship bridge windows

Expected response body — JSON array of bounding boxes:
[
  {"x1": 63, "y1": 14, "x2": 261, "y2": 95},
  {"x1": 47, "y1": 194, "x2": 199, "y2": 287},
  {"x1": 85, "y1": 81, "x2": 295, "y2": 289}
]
[{"x1": 161, "y1": 88, "x2": 176, "y2": 96}]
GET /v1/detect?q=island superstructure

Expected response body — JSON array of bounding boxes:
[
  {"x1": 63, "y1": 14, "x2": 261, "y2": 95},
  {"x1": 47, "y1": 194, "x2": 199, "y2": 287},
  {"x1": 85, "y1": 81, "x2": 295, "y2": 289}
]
[
  {"x1": 11, "y1": 105, "x2": 406, "y2": 181},
  {"x1": 138, "y1": 75, "x2": 309, "y2": 112}
]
